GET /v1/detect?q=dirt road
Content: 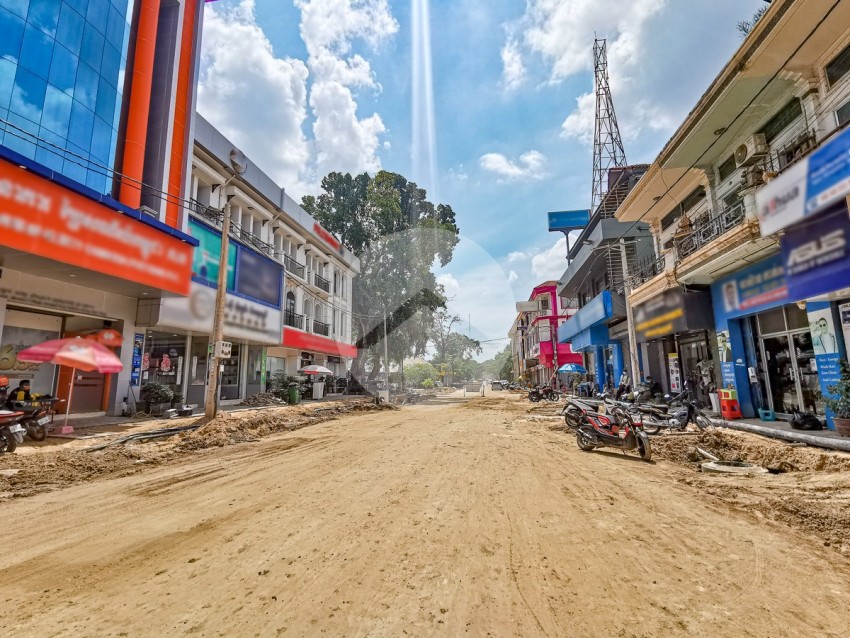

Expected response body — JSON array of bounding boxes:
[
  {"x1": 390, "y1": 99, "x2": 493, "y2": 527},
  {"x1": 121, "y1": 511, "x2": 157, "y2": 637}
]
[{"x1": 1, "y1": 393, "x2": 849, "y2": 636}]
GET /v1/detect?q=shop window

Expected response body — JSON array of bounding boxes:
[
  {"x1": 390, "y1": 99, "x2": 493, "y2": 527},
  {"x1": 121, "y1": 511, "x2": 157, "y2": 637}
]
[
  {"x1": 189, "y1": 339, "x2": 209, "y2": 386},
  {"x1": 758, "y1": 98, "x2": 802, "y2": 144},
  {"x1": 785, "y1": 304, "x2": 809, "y2": 331},
  {"x1": 717, "y1": 155, "x2": 737, "y2": 181},
  {"x1": 837, "y1": 98, "x2": 850, "y2": 128},
  {"x1": 220, "y1": 344, "x2": 241, "y2": 394},
  {"x1": 826, "y1": 41, "x2": 850, "y2": 88},
  {"x1": 142, "y1": 332, "x2": 185, "y2": 391},
  {"x1": 757, "y1": 308, "x2": 786, "y2": 335}
]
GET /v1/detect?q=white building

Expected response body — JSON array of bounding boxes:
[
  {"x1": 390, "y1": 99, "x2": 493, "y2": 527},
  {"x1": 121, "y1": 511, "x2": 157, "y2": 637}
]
[{"x1": 136, "y1": 115, "x2": 359, "y2": 406}]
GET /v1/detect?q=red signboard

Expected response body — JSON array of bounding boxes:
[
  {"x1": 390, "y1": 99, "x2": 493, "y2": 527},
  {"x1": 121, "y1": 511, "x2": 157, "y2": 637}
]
[
  {"x1": 282, "y1": 329, "x2": 357, "y2": 358},
  {"x1": 0, "y1": 159, "x2": 193, "y2": 294},
  {"x1": 313, "y1": 222, "x2": 341, "y2": 252}
]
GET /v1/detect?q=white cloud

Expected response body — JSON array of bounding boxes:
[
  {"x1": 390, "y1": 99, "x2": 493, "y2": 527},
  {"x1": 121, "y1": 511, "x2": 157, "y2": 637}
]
[
  {"x1": 501, "y1": 38, "x2": 526, "y2": 90},
  {"x1": 297, "y1": 0, "x2": 398, "y2": 178},
  {"x1": 479, "y1": 150, "x2": 547, "y2": 181},
  {"x1": 531, "y1": 237, "x2": 568, "y2": 281},
  {"x1": 507, "y1": 270, "x2": 519, "y2": 283},
  {"x1": 503, "y1": 0, "x2": 671, "y2": 145},
  {"x1": 198, "y1": 0, "x2": 311, "y2": 194},
  {"x1": 436, "y1": 272, "x2": 461, "y2": 299},
  {"x1": 507, "y1": 250, "x2": 529, "y2": 263}
]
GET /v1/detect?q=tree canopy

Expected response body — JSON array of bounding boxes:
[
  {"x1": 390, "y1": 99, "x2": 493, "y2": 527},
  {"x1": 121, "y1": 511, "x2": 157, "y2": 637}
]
[{"x1": 303, "y1": 171, "x2": 460, "y2": 382}]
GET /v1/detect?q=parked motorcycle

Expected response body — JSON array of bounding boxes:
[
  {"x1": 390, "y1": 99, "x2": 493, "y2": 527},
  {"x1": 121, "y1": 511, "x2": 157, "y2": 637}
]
[
  {"x1": 564, "y1": 397, "x2": 652, "y2": 461},
  {"x1": 7, "y1": 397, "x2": 61, "y2": 441},
  {"x1": 0, "y1": 409, "x2": 26, "y2": 455},
  {"x1": 527, "y1": 387, "x2": 542, "y2": 402},
  {"x1": 625, "y1": 384, "x2": 713, "y2": 435}
]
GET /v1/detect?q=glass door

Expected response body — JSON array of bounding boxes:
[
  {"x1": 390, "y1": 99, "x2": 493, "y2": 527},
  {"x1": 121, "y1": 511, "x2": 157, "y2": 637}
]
[
  {"x1": 792, "y1": 331, "x2": 823, "y2": 416},
  {"x1": 761, "y1": 335, "x2": 798, "y2": 414}
]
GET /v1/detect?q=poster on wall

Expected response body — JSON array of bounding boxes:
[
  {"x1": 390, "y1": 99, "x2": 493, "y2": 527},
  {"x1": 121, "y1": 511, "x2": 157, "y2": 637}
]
[
  {"x1": 130, "y1": 333, "x2": 144, "y2": 386},
  {"x1": 0, "y1": 326, "x2": 61, "y2": 390},
  {"x1": 668, "y1": 353, "x2": 682, "y2": 393}
]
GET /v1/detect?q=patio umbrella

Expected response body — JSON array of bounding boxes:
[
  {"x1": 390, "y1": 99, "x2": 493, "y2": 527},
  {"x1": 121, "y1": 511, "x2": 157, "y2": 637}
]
[
  {"x1": 298, "y1": 364, "x2": 333, "y2": 375},
  {"x1": 17, "y1": 337, "x2": 124, "y2": 430},
  {"x1": 558, "y1": 363, "x2": 587, "y2": 374}
]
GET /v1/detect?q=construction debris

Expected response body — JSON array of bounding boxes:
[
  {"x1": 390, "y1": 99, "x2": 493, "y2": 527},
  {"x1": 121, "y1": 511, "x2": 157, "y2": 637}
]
[{"x1": 239, "y1": 392, "x2": 288, "y2": 407}]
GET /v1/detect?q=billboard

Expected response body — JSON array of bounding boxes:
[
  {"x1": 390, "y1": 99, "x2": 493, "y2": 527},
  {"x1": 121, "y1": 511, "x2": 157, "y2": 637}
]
[{"x1": 548, "y1": 210, "x2": 590, "y2": 233}]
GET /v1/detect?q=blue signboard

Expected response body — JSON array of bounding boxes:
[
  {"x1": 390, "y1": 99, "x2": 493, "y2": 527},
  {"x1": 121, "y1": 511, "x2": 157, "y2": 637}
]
[
  {"x1": 781, "y1": 204, "x2": 850, "y2": 301},
  {"x1": 711, "y1": 254, "x2": 788, "y2": 325},
  {"x1": 806, "y1": 126, "x2": 850, "y2": 215},
  {"x1": 548, "y1": 209, "x2": 590, "y2": 233}
]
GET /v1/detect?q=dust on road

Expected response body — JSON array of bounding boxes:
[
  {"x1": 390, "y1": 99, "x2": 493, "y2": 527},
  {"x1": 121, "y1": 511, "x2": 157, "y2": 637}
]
[{"x1": 1, "y1": 392, "x2": 849, "y2": 637}]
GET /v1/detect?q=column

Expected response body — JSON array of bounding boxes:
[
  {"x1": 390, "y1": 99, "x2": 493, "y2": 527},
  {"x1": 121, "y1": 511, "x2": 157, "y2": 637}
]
[
  {"x1": 594, "y1": 346, "x2": 606, "y2": 393},
  {"x1": 612, "y1": 341, "x2": 624, "y2": 388}
]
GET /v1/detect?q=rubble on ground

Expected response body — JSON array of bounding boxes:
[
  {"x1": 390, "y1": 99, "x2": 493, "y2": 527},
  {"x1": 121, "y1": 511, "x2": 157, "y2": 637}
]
[{"x1": 239, "y1": 392, "x2": 288, "y2": 407}]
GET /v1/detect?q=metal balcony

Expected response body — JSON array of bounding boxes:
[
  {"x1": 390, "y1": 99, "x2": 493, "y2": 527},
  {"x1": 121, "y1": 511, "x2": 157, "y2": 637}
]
[
  {"x1": 313, "y1": 319, "x2": 330, "y2": 336},
  {"x1": 284, "y1": 311, "x2": 305, "y2": 330},
  {"x1": 627, "y1": 255, "x2": 666, "y2": 289},
  {"x1": 675, "y1": 202, "x2": 746, "y2": 259},
  {"x1": 283, "y1": 254, "x2": 306, "y2": 279},
  {"x1": 314, "y1": 272, "x2": 331, "y2": 293}
]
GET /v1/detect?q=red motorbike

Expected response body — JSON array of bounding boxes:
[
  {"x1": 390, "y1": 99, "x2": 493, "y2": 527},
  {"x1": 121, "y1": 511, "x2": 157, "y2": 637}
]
[
  {"x1": 0, "y1": 409, "x2": 25, "y2": 454},
  {"x1": 565, "y1": 397, "x2": 652, "y2": 462}
]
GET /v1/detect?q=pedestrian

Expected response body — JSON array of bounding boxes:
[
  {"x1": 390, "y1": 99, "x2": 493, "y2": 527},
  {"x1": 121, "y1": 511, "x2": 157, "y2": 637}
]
[{"x1": 615, "y1": 370, "x2": 630, "y2": 400}]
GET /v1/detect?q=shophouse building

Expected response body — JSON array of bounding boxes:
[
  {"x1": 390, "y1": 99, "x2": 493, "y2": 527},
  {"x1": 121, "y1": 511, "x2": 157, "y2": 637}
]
[
  {"x1": 135, "y1": 115, "x2": 359, "y2": 406},
  {"x1": 512, "y1": 281, "x2": 581, "y2": 386},
  {"x1": 615, "y1": 0, "x2": 850, "y2": 426},
  {"x1": 555, "y1": 165, "x2": 655, "y2": 392},
  {"x1": 0, "y1": 0, "x2": 206, "y2": 415}
]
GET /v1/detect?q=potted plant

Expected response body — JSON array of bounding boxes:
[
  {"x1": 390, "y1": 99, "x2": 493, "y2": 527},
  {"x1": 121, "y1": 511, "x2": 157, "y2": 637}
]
[
  {"x1": 170, "y1": 390, "x2": 184, "y2": 408},
  {"x1": 823, "y1": 360, "x2": 850, "y2": 436},
  {"x1": 140, "y1": 382, "x2": 174, "y2": 416}
]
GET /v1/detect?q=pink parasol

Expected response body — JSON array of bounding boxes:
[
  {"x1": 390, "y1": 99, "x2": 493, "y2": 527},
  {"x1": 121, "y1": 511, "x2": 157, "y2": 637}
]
[{"x1": 17, "y1": 337, "x2": 124, "y2": 430}]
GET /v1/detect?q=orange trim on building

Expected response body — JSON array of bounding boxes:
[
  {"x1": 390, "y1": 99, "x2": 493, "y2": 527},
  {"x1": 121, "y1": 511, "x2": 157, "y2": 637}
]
[
  {"x1": 164, "y1": 0, "x2": 198, "y2": 228},
  {"x1": 118, "y1": 0, "x2": 161, "y2": 209}
]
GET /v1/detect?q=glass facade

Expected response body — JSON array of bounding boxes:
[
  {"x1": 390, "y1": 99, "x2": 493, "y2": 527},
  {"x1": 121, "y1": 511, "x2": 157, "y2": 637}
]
[{"x1": 0, "y1": 0, "x2": 133, "y2": 195}]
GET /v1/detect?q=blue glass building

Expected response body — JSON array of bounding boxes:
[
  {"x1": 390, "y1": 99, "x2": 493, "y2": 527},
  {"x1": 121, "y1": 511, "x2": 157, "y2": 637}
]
[{"x1": 0, "y1": 0, "x2": 133, "y2": 195}]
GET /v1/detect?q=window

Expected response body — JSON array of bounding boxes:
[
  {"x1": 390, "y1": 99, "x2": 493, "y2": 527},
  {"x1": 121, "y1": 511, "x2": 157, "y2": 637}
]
[
  {"x1": 540, "y1": 297, "x2": 549, "y2": 311},
  {"x1": 680, "y1": 186, "x2": 706, "y2": 214},
  {"x1": 837, "y1": 98, "x2": 850, "y2": 128},
  {"x1": 660, "y1": 207, "x2": 680, "y2": 231},
  {"x1": 759, "y1": 98, "x2": 802, "y2": 143},
  {"x1": 717, "y1": 155, "x2": 737, "y2": 181},
  {"x1": 826, "y1": 41, "x2": 850, "y2": 88},
  {"x1": 285, "y1": 291, "x2": 296, "y2": 314}
]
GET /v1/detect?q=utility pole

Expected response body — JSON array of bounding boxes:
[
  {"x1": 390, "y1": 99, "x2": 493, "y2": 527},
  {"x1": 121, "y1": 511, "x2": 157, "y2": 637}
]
[
  {"x1": 205, "y1": 150, "x2": 247, "y2": 419},
  {"x1": 383, "y1": 308, "x2": 389, "y2": 387},
  {"x1": 620, "y1": 237, "x2": 641, "y2": 384}
]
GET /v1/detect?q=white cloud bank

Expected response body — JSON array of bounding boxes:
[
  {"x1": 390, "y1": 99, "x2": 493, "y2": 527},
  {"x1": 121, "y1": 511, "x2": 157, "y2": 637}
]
[
  {"x1": 530, "y1": 237, "x2": 568, "y2": 281},
  {"x1": 479, "y1": 150, "x2": 547, "y2": 181}
]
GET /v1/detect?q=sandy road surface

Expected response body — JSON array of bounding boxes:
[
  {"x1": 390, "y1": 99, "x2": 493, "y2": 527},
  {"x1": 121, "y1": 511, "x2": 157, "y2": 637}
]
[{"x1": 1, "y1": 393, "x2": 849, "y2": 637}]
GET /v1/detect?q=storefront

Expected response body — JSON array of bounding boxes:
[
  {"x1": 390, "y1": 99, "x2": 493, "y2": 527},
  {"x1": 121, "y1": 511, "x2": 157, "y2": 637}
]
[
  {"x1": 632, "y1": 287, "x2": 715, "y2": 400},
  {"x1": 136, "y1": 218, "x2": 284, "y2": 407}
]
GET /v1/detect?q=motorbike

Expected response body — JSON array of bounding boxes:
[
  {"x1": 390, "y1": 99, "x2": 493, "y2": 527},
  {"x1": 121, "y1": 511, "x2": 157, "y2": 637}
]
[
  {"x1": 527, "y1": 387, "x2": 543, "y2": 402},
  {"x1": 6, "y1": 397, "x2": 62, "y2": 441},
  {"x1": 563, "y1": 397, "x2": 652, "y2": 461},
  {"x1": 0, "y1": 409, "x2": 26, "y2": 455},
  {"x1": 624, "y1": 384, "x2": 713, "y2": 435}
]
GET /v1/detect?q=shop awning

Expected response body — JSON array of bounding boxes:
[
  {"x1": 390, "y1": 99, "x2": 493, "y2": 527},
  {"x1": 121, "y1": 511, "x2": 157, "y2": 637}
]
[
  {"x1": 281, "y1": 329, "x2": 357, "y2": 358},
  {"x1": 558, "y1": 291, "x2": 625, "y2": 342},
  {"x1": 569, "y1": 324, "x2": 615, "y2": 352}
]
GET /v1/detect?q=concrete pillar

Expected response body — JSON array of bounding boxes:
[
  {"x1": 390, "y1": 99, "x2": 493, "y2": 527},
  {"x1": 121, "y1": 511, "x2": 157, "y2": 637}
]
[
  {"x1": 612, "y1": 341, "x2": 624, "y2": 387},
  {"x1": 594, "y1": 346, "x2": 606, "y2": 393}
]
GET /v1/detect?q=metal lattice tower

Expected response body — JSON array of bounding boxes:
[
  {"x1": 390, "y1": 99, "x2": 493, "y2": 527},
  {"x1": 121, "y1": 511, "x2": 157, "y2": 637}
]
[{"x1": 591, "y1": 39, "x2": 627, "y2": 215}]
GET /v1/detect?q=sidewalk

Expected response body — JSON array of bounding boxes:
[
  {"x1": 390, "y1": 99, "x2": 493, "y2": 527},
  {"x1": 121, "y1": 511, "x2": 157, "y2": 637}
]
[{"x1": 709, "y1": 415, "x2": 849, "y2": 441}]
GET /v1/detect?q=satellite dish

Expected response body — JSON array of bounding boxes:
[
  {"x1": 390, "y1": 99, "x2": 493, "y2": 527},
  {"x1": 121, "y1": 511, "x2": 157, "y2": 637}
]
[
  {"x1": 734, "y1": 144, "x2": 749, "y2": 166},
  {"x1": 229, "y1": 149, "x2": 248, "y2": 175}
]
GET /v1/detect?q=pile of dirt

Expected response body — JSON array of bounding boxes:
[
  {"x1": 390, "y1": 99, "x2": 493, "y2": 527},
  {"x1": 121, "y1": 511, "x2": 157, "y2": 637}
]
[
  {"x1": 651, "y1": 429, "x2": 850, "y2": 472},
  {"x1": 239, "y1": 392, "x2": 288, "y2": 407}
]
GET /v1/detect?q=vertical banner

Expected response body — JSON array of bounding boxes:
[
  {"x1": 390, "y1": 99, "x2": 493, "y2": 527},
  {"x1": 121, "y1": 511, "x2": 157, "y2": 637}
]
[
  {"x1": 808, "y1": 304, "x2": 841, "y2": 429},
  {"x1": 130, "y1": 333, "x2": 144, "y2": 386},
  {"x1": 668, "y1": 353, "x2": 681, "y2": 393}
]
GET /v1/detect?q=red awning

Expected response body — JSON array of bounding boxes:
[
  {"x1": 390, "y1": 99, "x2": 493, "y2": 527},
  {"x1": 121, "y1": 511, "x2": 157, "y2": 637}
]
[
  {"x1": 281, "y1": 330, "x2": 357, "y2": 358},
  {"x1": 539, "y1": 341, "x2": 582, "y2": 368}
]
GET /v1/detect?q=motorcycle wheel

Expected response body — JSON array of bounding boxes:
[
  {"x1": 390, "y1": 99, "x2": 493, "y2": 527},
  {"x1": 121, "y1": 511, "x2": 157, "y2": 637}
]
[
  {"x1": 548, "y1": 392, "x2": 560, "y2": 402},
  {"x1": 530, "y1": 395, "x2": 540, "y2": 403},
  {"x1": 642, "y1": 421, "x2": 661, "y2": 436},
  {"x1": 576, "y1": 430, "x2": 595, "y2": 451},
  {"x1": 28, "y1": 423, "x2": 48, "y2": 442},
  {"x1": 0, "y1": 429, "x2": 16, "y2": 454},
  {"x1": 693, "y1": 414, "x2": 714, "y2": 432},
  {"x1": 636, "y1": 432, "x2": 652, "y2": 462}
]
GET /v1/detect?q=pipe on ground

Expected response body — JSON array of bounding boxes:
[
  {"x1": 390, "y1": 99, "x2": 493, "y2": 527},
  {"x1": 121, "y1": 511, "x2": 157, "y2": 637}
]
[{"x1": 716, "y1": 420, "x2": 850, "y2": 453}]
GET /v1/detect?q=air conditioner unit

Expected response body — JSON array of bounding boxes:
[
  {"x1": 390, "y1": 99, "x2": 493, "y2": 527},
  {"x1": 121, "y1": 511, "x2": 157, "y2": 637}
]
[{"x1": 734, "y1": 134, "x2": 768, "y2": 167}]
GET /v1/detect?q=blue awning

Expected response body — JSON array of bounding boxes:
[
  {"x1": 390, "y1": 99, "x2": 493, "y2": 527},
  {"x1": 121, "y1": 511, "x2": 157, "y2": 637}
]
[
  {"x1": 559, "y1": 291, "x2": 617, "y2": 342},
  {"x1": 569, "y1": 324, "x2": 615, "y2": 351}
]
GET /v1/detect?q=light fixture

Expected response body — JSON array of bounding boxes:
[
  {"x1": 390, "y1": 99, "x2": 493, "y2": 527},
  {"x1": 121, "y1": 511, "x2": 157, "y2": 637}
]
[
  {"x1": 68, "y1": 274, "x2": 77, "y2": 278},
  {"x1": 713, "y1": 127, "x2": 726, "y2": 136},
  {"x1": 652, "y1": 196, "x2": 662, "y2": 202}
]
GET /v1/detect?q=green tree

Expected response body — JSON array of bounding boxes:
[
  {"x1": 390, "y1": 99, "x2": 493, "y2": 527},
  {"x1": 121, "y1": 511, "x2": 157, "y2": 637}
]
[
  {"x1": 303, "y1": 171, "x2": 460, "y2": 384},
  {"x1": 405, "y1": 362, "x2": 437, "y2": 388}
]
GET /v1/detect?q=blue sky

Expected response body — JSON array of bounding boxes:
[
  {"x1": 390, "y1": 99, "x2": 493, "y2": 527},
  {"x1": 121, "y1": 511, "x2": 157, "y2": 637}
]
[{"x1": 198, "y1": 0, "x2": 768, "y2": 359}]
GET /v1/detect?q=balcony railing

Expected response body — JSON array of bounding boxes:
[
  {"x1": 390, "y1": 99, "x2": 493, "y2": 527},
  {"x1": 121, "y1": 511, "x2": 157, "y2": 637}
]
[
  {"x1": 675, "y1": 202, "x2": 746, "y2": 259},
  {"x1": 627, "y1": 255, "x2": 666, "y2": 289},
  {"x1": 282, "y1": 253, "x2": 306, "y2": 279},
  {"x1": 314, "y1": 272, "x2": 331, "y2": 293},
  {"x1": 189, "y1": 199, "x2": 275, "y2": 255},
  {"x1": 313, "y1": 320, "x2": 330, "y2": 336},
  {"x1": 284, "y1": 311, "x2": 305, "y2": 330}
]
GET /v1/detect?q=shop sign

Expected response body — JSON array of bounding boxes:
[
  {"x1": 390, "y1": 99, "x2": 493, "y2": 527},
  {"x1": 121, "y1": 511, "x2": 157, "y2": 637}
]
[
  {"x1": 130, "y1": 334, "x2": 144, "y2": 386},
  {"x1": 159, "y1": 282, "x2": 283, "y2": 344},
  {"x1": 780, "y1": 205, "x2": 850, "y2": 301},
  {"x1": 547, "y1": 209, "x2": 590, "y2": 233},
  {"x1": 189, "y1": 219, "x2": 283, "y2": 308},
  {"x1": 313, "y1": 223, "x2": 341, "y2": 252},
  {"x1": 757, "y1": 126, "x2": 850, "y2": 235},
  {"x1": 632, "y1": 288, "x2": 712, "y2": 342},
  {"x1": 0, "y1": 158, "x2": 193, "y2": 294},
  {"x1": 710, "y1": 254, "x2": 788, "y2": 323}
]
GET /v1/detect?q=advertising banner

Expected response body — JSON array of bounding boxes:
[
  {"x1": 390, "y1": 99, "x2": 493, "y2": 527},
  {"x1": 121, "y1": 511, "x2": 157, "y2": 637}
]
[
  {"x1": 547, "y1": 209, "x2": 590, "y2": 233},
  {"x1": 710, "y1": 254, "x2": 788, "y2": 324},
  {"x1": 781, "y1": 205, "x2": 850, "y2": 301},
  {"x1": 0, "y1": 158, "x2": 193, "y2": 294},
  {"x1": 632, "y1": 288, "x2": 713, "y2": 342},
  {"x1": 756, "y1": 126, "x2": 850, "y2": 235}
]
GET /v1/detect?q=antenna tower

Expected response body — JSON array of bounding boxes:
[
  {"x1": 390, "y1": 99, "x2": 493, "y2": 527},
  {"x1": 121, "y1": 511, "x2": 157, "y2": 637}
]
[{"x1": 591, "y1": 39, "x2": 627, "y2": 214}]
